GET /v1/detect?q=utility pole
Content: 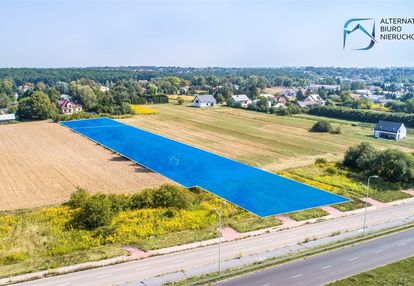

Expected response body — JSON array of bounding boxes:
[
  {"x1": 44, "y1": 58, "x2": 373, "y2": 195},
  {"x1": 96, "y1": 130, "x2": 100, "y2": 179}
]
[
  {"x1": 361, "y1": 175, "x2": 378, "y2": 236},
  {"x1": 213, "y1": 207, "x2": 222, "y2": 274}
]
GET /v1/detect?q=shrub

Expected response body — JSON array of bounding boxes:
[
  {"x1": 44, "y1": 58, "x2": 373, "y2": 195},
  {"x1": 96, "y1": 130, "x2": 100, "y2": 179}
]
[
  {"x1": 177, "y1": 97, "x2": 184, "y2": 105},
  {"x1": 315, "y1": 158, "x2": 328, "y2": 165},
  {"x1": 330, "y1": 126, "x2": 342, "y2": 134},
  {"x1": 372, "y1": 149, "x2": 414, "y2": 183},
  {"x1": 71, "y1": 194, "x2": 114, "y2": 230},
  {"x1": 67, "y1": 187, "x2": 90, "y2": 208},
  {"x1": 310, "y1": 120, "x2": 332, "y2": 132},
  {"x1": 129, "y1": 184, "x2": 191, "y2": 210},
  {"x1": 343, "y1": 142, "x2": 378, "y2": 171},
  {"x1": 151, "y1": 184, "x2": 191, "y2": 209}
]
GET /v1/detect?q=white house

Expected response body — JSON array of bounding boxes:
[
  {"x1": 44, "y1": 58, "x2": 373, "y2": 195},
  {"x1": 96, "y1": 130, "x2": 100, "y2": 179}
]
[
  {"x1": 373, "y1": 120, "x2": 407, "y2": 141},
  {"x1": 58, "y1": 99, "x2": 83, "y2": 115},
  {"x1": 192, "y1": 94, "x2": 216, "y2": 108},
  {"x1": 252, "y1": 98, "x2": 272, "y2": 108},
  {"x1": 297, "y1": 94, "x2": 325, "y2": 107},
  {"x1": 231, "y1": 94, "x2": 251, "y2": 107},
  {"x1": 0, "y1": 113, "x2": 16, "y2": 124},
  {"x1": 308, "y1": 84, "x2": 340, "y2": 91}
]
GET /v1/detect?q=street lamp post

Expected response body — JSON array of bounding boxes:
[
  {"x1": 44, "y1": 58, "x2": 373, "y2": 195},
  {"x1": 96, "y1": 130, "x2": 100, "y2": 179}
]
[
  {"x1": 361, "y1": 175, "x2": 379, "y2": 236},
  {"x1": 213, "y1": 207, "x2": 222, "y2": 274}
]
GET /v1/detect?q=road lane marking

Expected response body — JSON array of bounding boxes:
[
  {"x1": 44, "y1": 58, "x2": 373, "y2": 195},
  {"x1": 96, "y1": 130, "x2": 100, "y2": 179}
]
[
  {"x1": 232, "y1": 246, "x2": 244, "y2": 250},
  {"x1": 397, "y1": 242, "x2": 407, "y2": 247},
  {"x1": 136, "y1": 266, "x2": 150, "y2": 271},
  {"x1": 374, "y1": 249, "x2": 384, "y2": 254},
  {"x1": 261, "y1": 284, "x2": 271, "y2": 286},
  {"x1": 321, "y1": 265, "x2": 332, "y2": 269},
  {"x1": 97, "y1": 274, "x2": 113, "y2": 278},
  {"x1": 56, "y1": 283, "x2": 71, "y2": 286},
  {"x1": 291, "y1": 274, "x2": 303, "y2": 279},
  {"x1": 174, "y1": 259, "x2": 185, "y2": 263},
  {"x1": 349, "y1": 257, "x2": 359, "y2": 261}
]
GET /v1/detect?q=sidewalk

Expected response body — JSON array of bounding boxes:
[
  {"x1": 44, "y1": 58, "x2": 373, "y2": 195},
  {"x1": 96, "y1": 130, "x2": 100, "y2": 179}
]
[{"x1": 1, "y1": 195, "x2": 413, "y2": 285}]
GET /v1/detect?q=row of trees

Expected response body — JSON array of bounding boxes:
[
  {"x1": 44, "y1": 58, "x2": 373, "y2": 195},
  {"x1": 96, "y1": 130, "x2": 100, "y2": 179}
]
[{"x1": 308, "y1": 106, "x2": 414, "y2": 128}]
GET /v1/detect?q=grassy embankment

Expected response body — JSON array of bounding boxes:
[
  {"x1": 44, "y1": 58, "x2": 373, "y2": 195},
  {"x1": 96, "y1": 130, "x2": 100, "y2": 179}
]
[
  {"x1": 0, "y1": 185, "x2": 280, "y2": 278},
  {"x1": 280, "y1": 162, "x2": 412, "y2": 220},
  {"x1": 328, "y1": 256, "x2": 414, "y2": 286}
]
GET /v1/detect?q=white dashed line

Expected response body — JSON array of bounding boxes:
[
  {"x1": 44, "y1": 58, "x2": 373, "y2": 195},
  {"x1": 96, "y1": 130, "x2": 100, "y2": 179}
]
[
  {"x1": 291, "y1": 274, "x2": 303, "y2": 279},
  {"x1": 349, "y1": 257, "x2": 359, "y2": 261},
  {"x1": 374, "y1": 249, "x2": 384, "y2": 254},
  {"x1": 397, "y1": 242, "x2": 407, "y2": 247},
  {"x1": 56, "y1": 283, "x2": 71, "y2": 286},
  {"x1": 97, "y1": 274, "x2": 113, "y2": 278},
  {"x1": 321, "y1": 265, "x2": 332, "y2": 269},
  {"x1": 261, "y1": 284, "x2": 271, "y2": 286},
  {"x1": 174, "y1": 259, "x2": 185, "y2": 263}
]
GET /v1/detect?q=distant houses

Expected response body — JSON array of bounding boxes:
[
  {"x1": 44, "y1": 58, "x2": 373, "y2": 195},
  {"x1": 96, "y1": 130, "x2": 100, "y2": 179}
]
[
  {"x1": 373, "y1": 120, "x2": 407, "y2": 141},
  {"x1": 192, "y1": 95, "x2": 216, "y2": 108},
  {"x1": 230, "y1": 94, "x2": 251, "y2": 107}
]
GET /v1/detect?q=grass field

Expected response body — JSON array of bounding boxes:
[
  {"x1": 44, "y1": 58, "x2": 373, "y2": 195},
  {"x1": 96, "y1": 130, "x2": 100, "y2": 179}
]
[
  {"x1": 281, "y1": 162, "x2": 412, "y2": 207},
  {"x1": 0, "y1": 121, "x2": 168, "y2": 211},
  {"x1": 1, "y1": 104, "x2": 412, "y2": 211},
  {"x1": 328, "y1": 256, "x2": 414, "y2": 286},
  {"x1": 122, "y1": 104, "x2": 414, "y2": 171}
]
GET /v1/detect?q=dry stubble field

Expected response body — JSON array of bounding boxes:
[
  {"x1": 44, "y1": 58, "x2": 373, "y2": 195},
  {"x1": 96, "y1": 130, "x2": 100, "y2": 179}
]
[{"x1": 0, "y1": 121, "x2": 168, "y2": 211}]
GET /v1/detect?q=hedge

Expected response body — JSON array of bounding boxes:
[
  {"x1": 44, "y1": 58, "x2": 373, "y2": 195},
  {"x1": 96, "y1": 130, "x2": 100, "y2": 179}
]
[
  {"x1": 308, "y1": 106, "x2": 414, "y2": 128},
  {"x1": 145, "y1": 95, "x2": 169, "y2": 104}
]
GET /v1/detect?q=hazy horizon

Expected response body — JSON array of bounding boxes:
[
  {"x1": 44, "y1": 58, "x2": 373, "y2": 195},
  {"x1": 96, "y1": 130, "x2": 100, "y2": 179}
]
[{"x1": 1, "y1": 0, "x2": 413, "y2": 68}]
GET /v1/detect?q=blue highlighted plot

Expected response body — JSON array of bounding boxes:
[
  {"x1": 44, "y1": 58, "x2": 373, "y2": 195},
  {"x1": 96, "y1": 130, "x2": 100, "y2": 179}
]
[{"x1": 61, "y1": 118, "x2": 349, "y2": 217}]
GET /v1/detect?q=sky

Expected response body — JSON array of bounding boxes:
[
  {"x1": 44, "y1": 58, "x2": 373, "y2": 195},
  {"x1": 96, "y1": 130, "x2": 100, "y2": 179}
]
[{"x1": 0, "y1": 0, "x2": 413, "y2": 68}]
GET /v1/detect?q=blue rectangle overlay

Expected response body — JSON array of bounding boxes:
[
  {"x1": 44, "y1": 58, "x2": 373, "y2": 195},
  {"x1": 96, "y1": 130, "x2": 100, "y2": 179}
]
[{"x1": 61, "y1": 118, "x2": 349, "y2": 217}]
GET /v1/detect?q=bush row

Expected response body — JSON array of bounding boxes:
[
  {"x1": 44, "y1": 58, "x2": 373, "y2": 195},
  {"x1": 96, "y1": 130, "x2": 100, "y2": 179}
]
[
  {"x1": 309, "y1": 106, "x2": 414, "y2": 128},
  {"x1": 67, "y1": 184, "x2": 194, "y2": 230}
]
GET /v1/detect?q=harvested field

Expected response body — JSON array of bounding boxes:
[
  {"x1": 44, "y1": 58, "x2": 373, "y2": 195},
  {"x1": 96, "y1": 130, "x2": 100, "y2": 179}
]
[{"x1": 0, "y1": 121, "x2": 168, "y2": 211}]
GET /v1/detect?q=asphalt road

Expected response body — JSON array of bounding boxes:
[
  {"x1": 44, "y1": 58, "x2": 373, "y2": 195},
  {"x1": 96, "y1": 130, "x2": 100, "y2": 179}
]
[
  {"x1": 12, "y1": 201, "x2": 414, "y2": 286},
  {"x1": 219, "y1": 228, "x2": 414, "y2": 286}
]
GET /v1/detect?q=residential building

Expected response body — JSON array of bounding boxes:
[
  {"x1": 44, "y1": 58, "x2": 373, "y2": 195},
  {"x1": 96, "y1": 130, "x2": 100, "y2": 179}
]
[
  {"x1": 271, "y1": 95, "x2": 288, "y2": 105},
  {"x1": 308, "y1": 84, "x2": 340, "y2": 91},
  {"x1": 230, "y1": 94, "x2": 251, "y2": 107},
  {"x1": 192, "y1": 95, "x2": 216, "y2": 108},
  {"x1": 297, "y1": 94, "x2": 325, "y2": 107},
  {"x1": 373, "y1": 120, "x2": 407, "y2": 141},
  {"x1": 58, "y1": 99, "x2": 83, "y2": 115}
]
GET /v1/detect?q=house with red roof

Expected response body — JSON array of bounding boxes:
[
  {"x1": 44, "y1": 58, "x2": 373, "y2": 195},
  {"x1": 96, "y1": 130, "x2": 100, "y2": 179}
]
[{"x1": 58, "y1": 99, "x2": 83, "y2": 115}]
